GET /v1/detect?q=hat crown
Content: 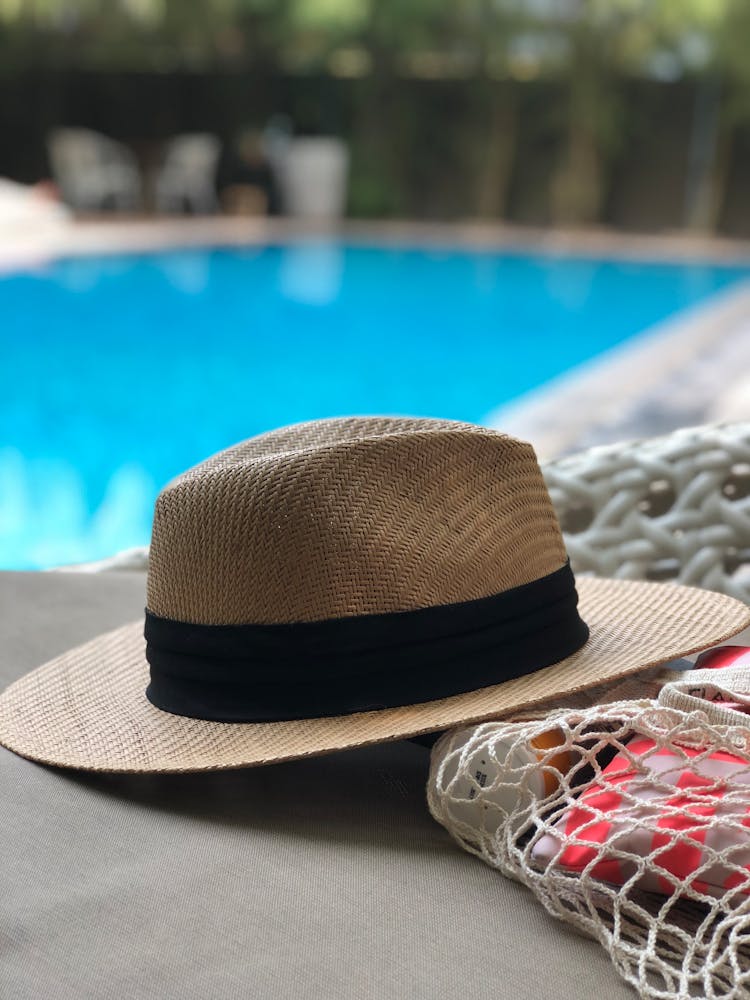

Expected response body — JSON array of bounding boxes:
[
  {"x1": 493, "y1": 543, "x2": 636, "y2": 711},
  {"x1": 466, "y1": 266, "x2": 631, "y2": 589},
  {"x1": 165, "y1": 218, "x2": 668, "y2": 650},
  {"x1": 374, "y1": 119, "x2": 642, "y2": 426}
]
[{"x1": 146, "y1": 417, "x2": 568, "y2": 625}]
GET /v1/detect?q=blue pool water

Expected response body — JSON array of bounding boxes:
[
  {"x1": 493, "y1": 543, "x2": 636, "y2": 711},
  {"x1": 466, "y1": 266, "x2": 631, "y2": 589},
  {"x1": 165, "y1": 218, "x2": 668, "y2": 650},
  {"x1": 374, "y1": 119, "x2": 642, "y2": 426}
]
[{"x1": 1, "y1": 241, "x2": 747, "y2": 569}]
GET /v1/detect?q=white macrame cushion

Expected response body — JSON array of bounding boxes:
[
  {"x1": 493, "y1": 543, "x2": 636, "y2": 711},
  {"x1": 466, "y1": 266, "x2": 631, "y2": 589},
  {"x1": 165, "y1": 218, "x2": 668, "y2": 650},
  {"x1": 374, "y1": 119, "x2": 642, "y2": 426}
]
[{"x1": 544, "y1": 422, "x2": 750, "y2": 603}]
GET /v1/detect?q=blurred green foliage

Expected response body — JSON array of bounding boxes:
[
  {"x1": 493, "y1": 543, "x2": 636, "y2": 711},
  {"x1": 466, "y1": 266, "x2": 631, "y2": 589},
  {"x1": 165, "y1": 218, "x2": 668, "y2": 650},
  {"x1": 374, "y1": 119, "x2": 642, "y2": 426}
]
[
  {"x1": 0, "y1": 0, "x2": 737, "y2": 77},
  {"x1": 2, "y1": 0, "x2": 749, "y2": 229}
]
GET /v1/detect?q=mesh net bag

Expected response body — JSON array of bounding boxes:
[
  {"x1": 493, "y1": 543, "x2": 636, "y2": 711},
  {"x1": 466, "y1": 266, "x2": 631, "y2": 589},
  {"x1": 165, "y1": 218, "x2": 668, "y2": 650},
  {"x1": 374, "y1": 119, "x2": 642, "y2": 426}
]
[{"x1": 428, "y1": 663, "x2": 750, "y2": 999}]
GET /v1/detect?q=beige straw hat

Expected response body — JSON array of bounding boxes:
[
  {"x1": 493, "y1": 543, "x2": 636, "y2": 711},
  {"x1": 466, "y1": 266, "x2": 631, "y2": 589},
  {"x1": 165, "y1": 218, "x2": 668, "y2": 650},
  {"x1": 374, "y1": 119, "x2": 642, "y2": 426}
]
[{"x1": 1, "y1": 416, "x2": 748, "y2": 773}]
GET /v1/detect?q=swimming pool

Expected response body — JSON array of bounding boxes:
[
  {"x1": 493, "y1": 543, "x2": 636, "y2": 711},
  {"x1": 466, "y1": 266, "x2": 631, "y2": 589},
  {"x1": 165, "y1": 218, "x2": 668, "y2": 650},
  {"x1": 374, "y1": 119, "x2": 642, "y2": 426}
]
[{"x1": 1, "y1": 240, "x2": 747, "y2": 569}]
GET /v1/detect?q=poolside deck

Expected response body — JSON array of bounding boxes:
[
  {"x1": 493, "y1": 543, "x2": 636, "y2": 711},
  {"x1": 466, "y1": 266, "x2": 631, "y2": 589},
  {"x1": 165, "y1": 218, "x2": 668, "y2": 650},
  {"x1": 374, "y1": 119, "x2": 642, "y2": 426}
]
[
  {"x1": 7, "y1": 214, "x2": 750, "y2": 265},
  {"x1": 488, "y1": 280, "x2": 750, "y2": 457},
  {"x1": 5, "y1": 215, "x2": 750, "y2": 458}
]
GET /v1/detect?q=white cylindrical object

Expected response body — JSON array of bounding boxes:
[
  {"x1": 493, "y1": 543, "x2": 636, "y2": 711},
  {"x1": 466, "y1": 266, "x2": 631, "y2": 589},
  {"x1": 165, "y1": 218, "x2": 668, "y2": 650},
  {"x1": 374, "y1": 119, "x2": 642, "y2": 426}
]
[
  {"x1": 430, "y1": 726, "x2": 549, "y2": 844},
  {"x1": 278, "y1": 137, "x2": 350, "y2": 220}
]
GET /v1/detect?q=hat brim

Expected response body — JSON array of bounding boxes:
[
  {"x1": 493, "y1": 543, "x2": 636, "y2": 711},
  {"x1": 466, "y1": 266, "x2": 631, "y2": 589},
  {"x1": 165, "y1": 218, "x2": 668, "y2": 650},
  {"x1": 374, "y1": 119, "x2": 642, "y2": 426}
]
[{"x1": 1, "y1": 576, "x2": 748, "y2": 773}]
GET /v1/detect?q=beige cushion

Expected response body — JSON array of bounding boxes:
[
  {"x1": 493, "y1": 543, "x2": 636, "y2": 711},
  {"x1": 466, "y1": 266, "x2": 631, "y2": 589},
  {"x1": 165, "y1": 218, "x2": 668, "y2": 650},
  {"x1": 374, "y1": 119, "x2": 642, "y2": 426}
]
[{"x1": 0, "y1": 571, "x2": 632, "y2": 999}]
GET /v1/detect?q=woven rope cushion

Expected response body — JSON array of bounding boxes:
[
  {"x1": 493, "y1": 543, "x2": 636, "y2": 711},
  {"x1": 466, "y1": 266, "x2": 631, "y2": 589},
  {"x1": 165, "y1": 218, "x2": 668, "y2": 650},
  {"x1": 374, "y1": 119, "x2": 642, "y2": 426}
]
[
  {"x1": 64, "y1": 422, "x2": 750, "y2": 606},
  {"x1": 543, "y1": 421, "x2": 750, "y2": 603}
]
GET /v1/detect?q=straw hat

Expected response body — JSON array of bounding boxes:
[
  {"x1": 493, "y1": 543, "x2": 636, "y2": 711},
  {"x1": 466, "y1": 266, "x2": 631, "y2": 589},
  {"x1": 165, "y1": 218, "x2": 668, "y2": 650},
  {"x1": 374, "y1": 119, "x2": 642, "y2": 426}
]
[{"x1": 1, "y1": 417, "x2": 748, "y2": 773}]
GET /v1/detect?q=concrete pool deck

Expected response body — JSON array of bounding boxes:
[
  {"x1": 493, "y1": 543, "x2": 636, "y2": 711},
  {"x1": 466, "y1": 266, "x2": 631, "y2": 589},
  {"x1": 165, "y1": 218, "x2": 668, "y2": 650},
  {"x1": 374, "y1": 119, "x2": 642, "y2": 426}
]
[
  {"x1": 4, "y1": 215, "x2": 750, "y2": 458},
  {"x1": 487, "y1": 279, "x2": 750, "y2": 457},
  {"x1": 6, "y1": 214, "x2": 750, "y2": 265}
]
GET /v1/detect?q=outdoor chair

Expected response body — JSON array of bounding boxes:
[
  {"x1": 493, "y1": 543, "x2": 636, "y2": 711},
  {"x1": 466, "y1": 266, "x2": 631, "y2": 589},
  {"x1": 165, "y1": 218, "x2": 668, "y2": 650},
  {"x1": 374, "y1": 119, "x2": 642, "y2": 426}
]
[
  {"x1": 153, "y1": 133, "x2": 221, "y2": 214},
  {"x1": 47, "y1": 128, "x2": 141, "y2": 212}
]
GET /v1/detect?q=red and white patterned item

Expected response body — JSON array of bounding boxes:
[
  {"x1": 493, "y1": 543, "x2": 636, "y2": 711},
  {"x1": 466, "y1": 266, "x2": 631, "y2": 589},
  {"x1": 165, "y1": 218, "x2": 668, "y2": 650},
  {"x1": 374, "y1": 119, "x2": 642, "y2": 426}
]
[
  {"x1": 695, "y1": 645, "x2": 750, "y2": 672},
  {"x1": 533, "y1": 734, "x2": 750, "y2": 899},
  {"x1": 429, "y1": 650, "x2": 750, "y2": 997}
]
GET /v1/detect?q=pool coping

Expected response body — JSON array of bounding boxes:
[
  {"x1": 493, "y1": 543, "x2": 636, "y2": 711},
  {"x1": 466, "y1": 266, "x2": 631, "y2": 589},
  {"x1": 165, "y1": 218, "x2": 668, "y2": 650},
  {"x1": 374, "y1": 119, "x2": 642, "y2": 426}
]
[
  {"x1": 5, "y1": 216, "x2": 750, "y2": 271},
  {"x1": 486, "y1": 279, "x2": 750, "y2": 457}
]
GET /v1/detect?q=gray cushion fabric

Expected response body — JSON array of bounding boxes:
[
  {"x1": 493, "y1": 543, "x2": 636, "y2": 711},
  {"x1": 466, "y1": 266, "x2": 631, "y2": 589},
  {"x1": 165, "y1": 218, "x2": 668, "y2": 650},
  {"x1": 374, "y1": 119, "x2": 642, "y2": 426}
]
[{"x1": 0, "y1": 571, "x2": 633, "y2": 1000}]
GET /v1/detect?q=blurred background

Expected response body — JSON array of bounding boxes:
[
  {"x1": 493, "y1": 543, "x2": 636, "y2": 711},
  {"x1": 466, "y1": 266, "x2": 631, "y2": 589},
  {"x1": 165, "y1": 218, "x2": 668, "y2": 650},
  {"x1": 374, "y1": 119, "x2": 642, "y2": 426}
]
[
  {"x1": 3, "y1": 0, "x2": 750, "y2": 230},
  {"x1": 2, "y1": 0, "x2": 750, "y2": 571}
]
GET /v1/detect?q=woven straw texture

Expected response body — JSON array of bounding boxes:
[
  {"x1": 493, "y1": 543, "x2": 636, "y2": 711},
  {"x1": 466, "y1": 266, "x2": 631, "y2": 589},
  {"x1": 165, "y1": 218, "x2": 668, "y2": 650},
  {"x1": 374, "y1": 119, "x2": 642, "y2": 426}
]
[
  {"x1": 147, "y1": 417, "x2": 565, "y2": 624},
  {"x1": 0, "y1": 575, "x2": 747, "y2": 773},
  {"x1": 2, "y1": 417, "x2": 749, "y2": 772},
  {"x1": 428, "y1": 668, "x2": 750, "y2": 999},
  {"x1": 545, "y1": 421, "x2": 750, "y2": 603}
]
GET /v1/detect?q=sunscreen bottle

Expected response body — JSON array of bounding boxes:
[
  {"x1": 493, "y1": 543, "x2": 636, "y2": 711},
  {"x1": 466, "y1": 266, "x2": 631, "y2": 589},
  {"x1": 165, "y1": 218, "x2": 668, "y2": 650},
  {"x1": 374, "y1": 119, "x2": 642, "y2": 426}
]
[{"x1": 432, "y1": 725, "x2": 572, "y2": 840}]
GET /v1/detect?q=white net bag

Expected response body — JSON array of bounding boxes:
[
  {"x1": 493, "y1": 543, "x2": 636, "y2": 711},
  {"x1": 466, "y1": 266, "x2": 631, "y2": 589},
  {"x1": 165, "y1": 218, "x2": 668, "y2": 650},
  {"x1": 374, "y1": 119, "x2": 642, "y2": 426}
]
[{"x1": 428, "y1": 664, "x2": 750, "y2": 999}]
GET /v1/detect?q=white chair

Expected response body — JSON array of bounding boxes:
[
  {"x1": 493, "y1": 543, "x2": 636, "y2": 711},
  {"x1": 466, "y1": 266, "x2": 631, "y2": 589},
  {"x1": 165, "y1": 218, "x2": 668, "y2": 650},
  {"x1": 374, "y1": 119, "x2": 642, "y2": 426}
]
[
  {"x1": 153, "y1": 133, "x2": 221, "y2": 214},
  {"x1": 47, "y1": 128, "x2": 141, "y2": 212}
]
